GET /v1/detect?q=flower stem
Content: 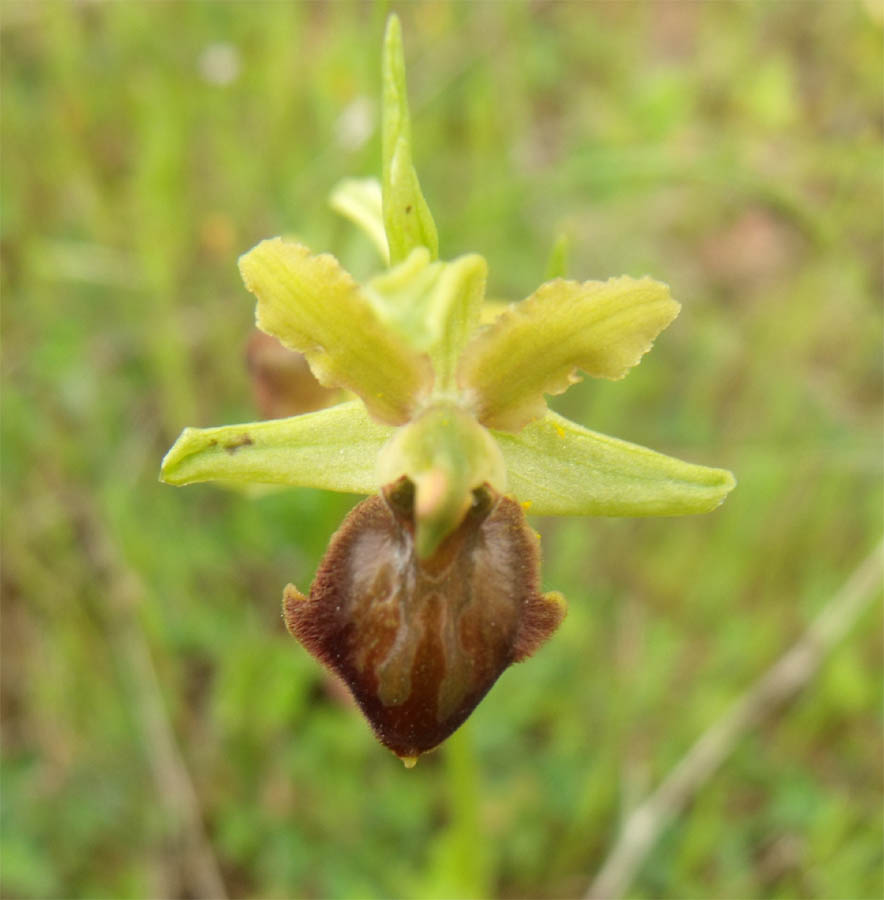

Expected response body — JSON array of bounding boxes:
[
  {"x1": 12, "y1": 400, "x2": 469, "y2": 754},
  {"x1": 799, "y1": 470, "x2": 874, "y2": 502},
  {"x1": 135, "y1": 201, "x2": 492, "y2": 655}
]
[{"x1": 443, "y1": 722, "x2": 491, "y2": 897}]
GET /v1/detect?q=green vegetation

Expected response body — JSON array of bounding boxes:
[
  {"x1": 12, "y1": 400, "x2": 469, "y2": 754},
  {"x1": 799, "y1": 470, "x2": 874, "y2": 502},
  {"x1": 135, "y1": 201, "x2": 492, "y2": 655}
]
[{"x1": 2, "y1": 2, "x2": 881, "y2": 898}]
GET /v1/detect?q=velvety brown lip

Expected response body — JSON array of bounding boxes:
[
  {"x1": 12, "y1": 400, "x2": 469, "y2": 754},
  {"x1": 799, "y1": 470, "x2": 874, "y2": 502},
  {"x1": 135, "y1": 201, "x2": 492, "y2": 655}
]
[{"x1": 283, "y1": 478, "x2": 566, "y2": 761}]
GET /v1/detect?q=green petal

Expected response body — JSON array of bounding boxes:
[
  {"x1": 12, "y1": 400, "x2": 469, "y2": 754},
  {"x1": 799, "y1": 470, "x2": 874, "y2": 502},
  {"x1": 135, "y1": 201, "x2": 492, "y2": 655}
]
[
  {"x1": 160, "y1": 401, "x2": 394, "y2": 493},
  {"x1": 382, "y1": 14, "x2": 439, "y2": 264},
  {"x1": 329, "y1": 177, "x2": 390, "y2": 264},
  {"x1": 458, "y1": 276, "x2": 680, "y2": 431},
  {"x1": 494, "y1": 411, "x2": 735, "y2": 516},
  {"x1": 239, "y1": 237, "x2": 432, "y2": 425}
]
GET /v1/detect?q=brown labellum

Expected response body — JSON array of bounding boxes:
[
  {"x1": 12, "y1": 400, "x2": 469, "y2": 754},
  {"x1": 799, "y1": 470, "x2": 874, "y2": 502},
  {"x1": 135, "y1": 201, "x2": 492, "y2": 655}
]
[{"x1": 283, "y1": 478, "x2": 566, "y2": 762}]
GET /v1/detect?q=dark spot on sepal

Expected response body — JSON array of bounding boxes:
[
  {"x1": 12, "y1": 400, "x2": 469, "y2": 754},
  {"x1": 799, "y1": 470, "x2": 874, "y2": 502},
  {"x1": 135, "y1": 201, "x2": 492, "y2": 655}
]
[
  {"x1": 224, "y1": 434, "x2": 253, "y2": 454},
  {"x1": 283, "y1": 478, "x2": 566, "y2": 762}
]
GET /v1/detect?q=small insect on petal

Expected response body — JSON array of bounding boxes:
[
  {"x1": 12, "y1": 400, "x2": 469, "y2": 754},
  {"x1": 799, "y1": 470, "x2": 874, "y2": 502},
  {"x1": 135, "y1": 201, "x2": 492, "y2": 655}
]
[{"x1": 283, "y1": 478, "x2": 566, "y2": 762}]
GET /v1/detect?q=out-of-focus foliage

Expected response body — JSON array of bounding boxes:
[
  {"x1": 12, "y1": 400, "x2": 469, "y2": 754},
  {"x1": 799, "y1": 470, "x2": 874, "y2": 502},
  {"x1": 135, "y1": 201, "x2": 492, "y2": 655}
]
[{"x1": 1, "y1": 2, "x2": 881, "y2": 898}]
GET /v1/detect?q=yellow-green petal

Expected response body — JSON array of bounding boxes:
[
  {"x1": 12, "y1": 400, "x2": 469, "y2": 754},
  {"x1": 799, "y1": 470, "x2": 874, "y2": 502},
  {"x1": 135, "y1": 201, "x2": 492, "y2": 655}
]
[
  {"x1": 239, "y1": 237, "x2": 432, "y2": 425},
  {"x1": 458, "y1": 276, "x2": 680, "y2": 431},
  {"x1": 381, "y1": 14, "x2": 438, "y2": 264},
  {"x1": 160, "y1": 401, "x2": 394, "y2": 493},
  {"x1": 494, "y1": 411, "x2": 735, "y2": 516}
]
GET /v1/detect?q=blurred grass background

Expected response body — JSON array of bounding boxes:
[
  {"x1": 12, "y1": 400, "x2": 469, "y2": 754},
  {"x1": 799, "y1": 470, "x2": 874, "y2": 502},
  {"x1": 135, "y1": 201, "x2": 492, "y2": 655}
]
[{"x1": 1, "y1": 1, "x2": 882, "y2": 898}]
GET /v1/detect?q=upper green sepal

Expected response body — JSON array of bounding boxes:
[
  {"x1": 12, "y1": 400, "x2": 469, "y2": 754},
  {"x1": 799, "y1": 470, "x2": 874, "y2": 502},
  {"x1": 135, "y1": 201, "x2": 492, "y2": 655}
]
[
  {"x1": 494, "y1": 410, "x2": 735, "y2": 516},
  {"x1": 160, "y1": 401, "x2": 394, "y2": 494},
  {"x1": 381, "y1": 14, "x2": 439, "y2": 265}
]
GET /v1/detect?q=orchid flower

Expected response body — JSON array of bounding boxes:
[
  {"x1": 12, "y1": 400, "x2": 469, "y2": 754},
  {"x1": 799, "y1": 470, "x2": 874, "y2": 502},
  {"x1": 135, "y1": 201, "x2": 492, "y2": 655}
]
[{"x1": 160, "y1": 16, "x2": 735, "y2": 765}]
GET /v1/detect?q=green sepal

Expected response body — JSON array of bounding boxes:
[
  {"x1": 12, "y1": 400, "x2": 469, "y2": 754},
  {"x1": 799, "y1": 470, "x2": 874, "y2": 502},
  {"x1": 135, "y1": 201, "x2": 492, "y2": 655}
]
[
  {"x1": 366, "y1": 249, "x2": 487, "y2": 391},
  {"x1": 494, "y1": 410, "x2": 736, "y2": 516},
  {"x1": 376, "y1": 405, "x2": 506, "y2": 558},
  {"x1": 238, "y1": 237, "x2": 433, "y2": 425},
  {"x1": 381, "y1": 14, "x2": 439, "y2": 264},
  {"x1": 329, "y1": 177, "x2": 390, "y2": 264},
  {"x1": 160, "y1": 401, "x2": 394, "y2": 494},
  {"x1": 458, "y1": 276, "x2": 680, "y2": 431}
]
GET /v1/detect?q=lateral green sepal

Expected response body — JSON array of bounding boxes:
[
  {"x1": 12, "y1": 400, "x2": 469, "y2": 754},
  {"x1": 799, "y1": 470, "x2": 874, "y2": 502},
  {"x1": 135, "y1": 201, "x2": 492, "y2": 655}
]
[
  {"x1": 494, "y1": 411, "x2": 736, "y2": 516},
  {"x1": 160, "y1": 401, "x2": 394, "y2": 494}
]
